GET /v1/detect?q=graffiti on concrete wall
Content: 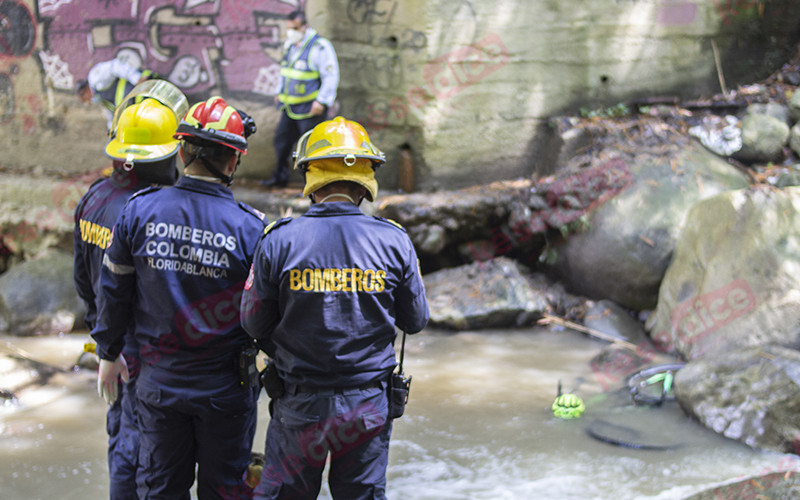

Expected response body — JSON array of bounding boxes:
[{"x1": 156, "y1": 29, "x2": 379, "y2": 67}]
[
  {"x1": 1, "y1": 0, "x2": 794, "y2": 134},
  {"x1": 345, "y1": 0, "x2": 398, "y2": 25},
  {"x1": 351, "y1": 31, "x2": 510, "y2": 133},
  {"x1": 0, "y1": 0, "x2": 35, "y2": 59},
  {"x1": 342, "y1": 0, "x2": 511, "y2": 134},
  {"x1": 0, "y1": 0, "x2": 40, "y2": 131},
  {"x1": 0, "y1": 0, "x2": 309, "y2": 132},
  {"x1": 712, "y1": 0, "x2": 795, "y2": 25},
  {"x1": 35, "y1": 0, "x2": 302, "y2": 97}
]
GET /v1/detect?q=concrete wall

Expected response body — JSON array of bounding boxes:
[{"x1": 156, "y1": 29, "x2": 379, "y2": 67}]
[{"x1": 1, "y1": 0, "x2": 798, "y2": 190}]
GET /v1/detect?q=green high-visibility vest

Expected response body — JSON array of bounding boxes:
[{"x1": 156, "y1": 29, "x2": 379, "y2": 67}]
[{"x1": 278, "y1": 34, "x2": 321, "y2": 120}]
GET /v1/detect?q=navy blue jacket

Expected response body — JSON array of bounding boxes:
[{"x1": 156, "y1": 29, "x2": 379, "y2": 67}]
[
  {"x1": 74, "y1": 169, "x2": 149, "y2": 375},
  {"x1": 92, "y1": 176, "x2": 266, "y2": 376},
  {"x1": 241, "y1": 202, "x2": 429, "y2": 388}
]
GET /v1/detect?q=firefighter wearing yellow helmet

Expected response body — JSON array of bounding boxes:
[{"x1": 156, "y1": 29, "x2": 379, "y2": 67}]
[
  {"x1": 293, "y1": 115, "x2": 385, "y2": 204},
  {"x1": 103, "y1": 79, "x2": 189, "y2": 185},
  {"x1": 105, "y1": 98, "x2": 179, "y2": 161},
  {"x1": 242, "y1": 117, "x2": 429, "y2": 498},
  {"x1": 91, "y1": 94, "x2": 266, "y2": 499},
  {"x1": 75, "y1": 80, "x2": 187, "y2": 498}
]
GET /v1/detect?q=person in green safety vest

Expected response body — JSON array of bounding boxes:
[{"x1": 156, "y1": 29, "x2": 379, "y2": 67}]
[
  {"x1": 76, "y1": 56, "x2": 158, "y2": 130},
  {"x1": 263, "y1": 9, "x2": 340, "y2": 188}
]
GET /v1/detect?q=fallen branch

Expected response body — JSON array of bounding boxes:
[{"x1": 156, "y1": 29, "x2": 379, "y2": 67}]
[
  {"x1": 1, "y1": 342, "x2": 69, "y2": 373},
  {"x1": 711, "y1": 39, "x2": 729, "y2": 99},
  {"x1": 537, "y1": 314, "x2": 638, "y2": 350}
]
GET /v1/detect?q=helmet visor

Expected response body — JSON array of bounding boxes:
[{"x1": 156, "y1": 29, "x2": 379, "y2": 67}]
[
  {"x1": 293, "y1": 125, "x2": 385, "y2": 171},
  {"x1": 109, "y1": 80, "x2": 189, "y2": 139},
  {"x1": 105, "y1": 98, "x2": 181, "y2": 163}
]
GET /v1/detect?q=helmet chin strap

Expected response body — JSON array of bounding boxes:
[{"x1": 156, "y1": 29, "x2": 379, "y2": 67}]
[
  {"x1": 184, "y1": 150, "x2": 236, "y2": 186},
  {"x1": 313, "y1": 193, "x2": 356, "y2": 204}
]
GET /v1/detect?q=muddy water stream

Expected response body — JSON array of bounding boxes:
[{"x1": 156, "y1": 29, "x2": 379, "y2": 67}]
[{"x1": 2, "y1": 329, "x2": 798, "y2": 499}]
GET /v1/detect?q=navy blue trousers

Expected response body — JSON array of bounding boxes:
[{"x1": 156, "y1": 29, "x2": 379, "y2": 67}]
[
  {"x1": 271, "y1": 111, "x2": 326, "y2": 184},
  {"x1": 135, "y1": 369, "x2": 258, "y2": 499},
  {"x1": 107, "y1": 378, "x2": 140, "y2": 500},
  {"x1": 254, "y1": 383, "x2": 392, "y2": 500}
]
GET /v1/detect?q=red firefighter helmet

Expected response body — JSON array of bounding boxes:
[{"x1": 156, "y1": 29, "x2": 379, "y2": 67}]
[{"x1": 173, "y1": 96, "x2": 248, "y2": 154}]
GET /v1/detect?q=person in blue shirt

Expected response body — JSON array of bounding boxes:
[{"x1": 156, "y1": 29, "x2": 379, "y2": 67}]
[
  {"x1": 241, "y1": 116, "x2": 429, "y2": 499},
  {"x1": 91, "y1": 96, "x2": 266, "y2": 499},
  {"x1": 74, "y1": 83, "x2": 188, "y2": 500},
  {"x1": 263, "y1": 9, "x2": 339, "y2": 188}
]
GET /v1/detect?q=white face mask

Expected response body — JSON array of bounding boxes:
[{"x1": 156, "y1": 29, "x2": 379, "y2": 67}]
[{"x1": 286, "y1": 28, "x2": 304, "y2": 45}]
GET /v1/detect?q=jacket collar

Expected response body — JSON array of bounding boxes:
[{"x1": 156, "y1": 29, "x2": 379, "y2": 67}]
[
  {"x1": 174, "y1": 175, "x2": 234, "y2": 200},
  {"x1": 305, "y1": 201, "x2": 363, "y2": 217}
]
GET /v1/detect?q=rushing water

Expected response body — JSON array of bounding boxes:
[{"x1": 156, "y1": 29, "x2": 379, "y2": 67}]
[{"x1": 2, "y1": 329, "x2": 798, "y2": 500}]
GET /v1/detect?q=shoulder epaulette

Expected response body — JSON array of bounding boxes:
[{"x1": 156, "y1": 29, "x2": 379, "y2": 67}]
[
  {"x1": 372, "y1": 216, "x2": 406, "y2": 232},
  {"x1": 263, "y1": 217, "x2": 293, "y2": 236},
  {"x1": 238, "y1": 202, "x2": 267, "y2": 222},
  {"x1": 128, "y1": 185, "x2": 162, "y2": 200}
]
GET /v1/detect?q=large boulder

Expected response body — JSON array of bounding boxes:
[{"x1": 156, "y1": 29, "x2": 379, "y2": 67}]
[
  {"x1": 381, "y1": 116, "x2": 751, "y2": 311},
  {"x1": 647, "y1": 187, "x2": 800, "y2": 359},
  {"x1": 423, "y1": 257, "x2": 549, "y2": 330},
  {"x1": 674, "y1": 345, "x2": 800, "y2": 454},
  {"x1": 584, "y1": 299, "x2": 649, "y2": 346},
  {"x1": 789, "y1": 122, "x2": 800, "y2": 157},
  {"x1": 0, "y1": 250, "x2": 84, "y2": 336},
  {"x1": 551, "y1": 138, "x2": 749, "y2": 311},
  {"x1": 788, "y1": 88, "x2": 800, "y2": 123},
  {"x1": 684, "y1": 471, "x2": 800, "y2": 500},
  {"x1": 747, "y1": 102, "x2": 791, "y2": 126},
  {"x1": 734, "y1": 112, "x2": 791, "y2": 164}
]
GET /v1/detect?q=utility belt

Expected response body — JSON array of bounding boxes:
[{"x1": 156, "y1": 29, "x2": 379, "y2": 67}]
[
  {"x1": 259, "y1": 357, "x2": 411, "y2": 420},
  {"x1": 284, "y1": 380, "x2": 383, "y2": 396},
  {"x1": 259, "y1": 361, "x2": 382, "y2": 398}
]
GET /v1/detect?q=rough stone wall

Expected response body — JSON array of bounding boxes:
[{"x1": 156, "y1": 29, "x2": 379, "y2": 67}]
[{"x1": 0, "y1": 0, "x2": 798, "y2": 190}]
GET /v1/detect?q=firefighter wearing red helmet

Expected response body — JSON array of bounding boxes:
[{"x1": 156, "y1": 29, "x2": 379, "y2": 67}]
[
  {"x1": 92, "y1": 96, "x2": 267, "y2": 499},
  {"x1": 241, "y1": 117, "x2": 429, "y2": 499},
  {"x1": 174, "y1": 96, "x2": 257, "y2": 185}
]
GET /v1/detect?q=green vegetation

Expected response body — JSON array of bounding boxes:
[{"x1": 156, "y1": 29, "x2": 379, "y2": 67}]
[{"x1": 579, "y1": 103, "x2": 631, "y2": 119}]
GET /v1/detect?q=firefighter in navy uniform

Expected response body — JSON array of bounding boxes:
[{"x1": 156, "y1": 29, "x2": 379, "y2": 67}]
[
  {"x1": 91, "y1": 96, "x2": 266, "y2": 499},
  {"x1": 74, "y1": 81, "x2": 188, "y2": 500},
  {"x1": 241, "y1": 117, "x2": 429, "y2": 500}
]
